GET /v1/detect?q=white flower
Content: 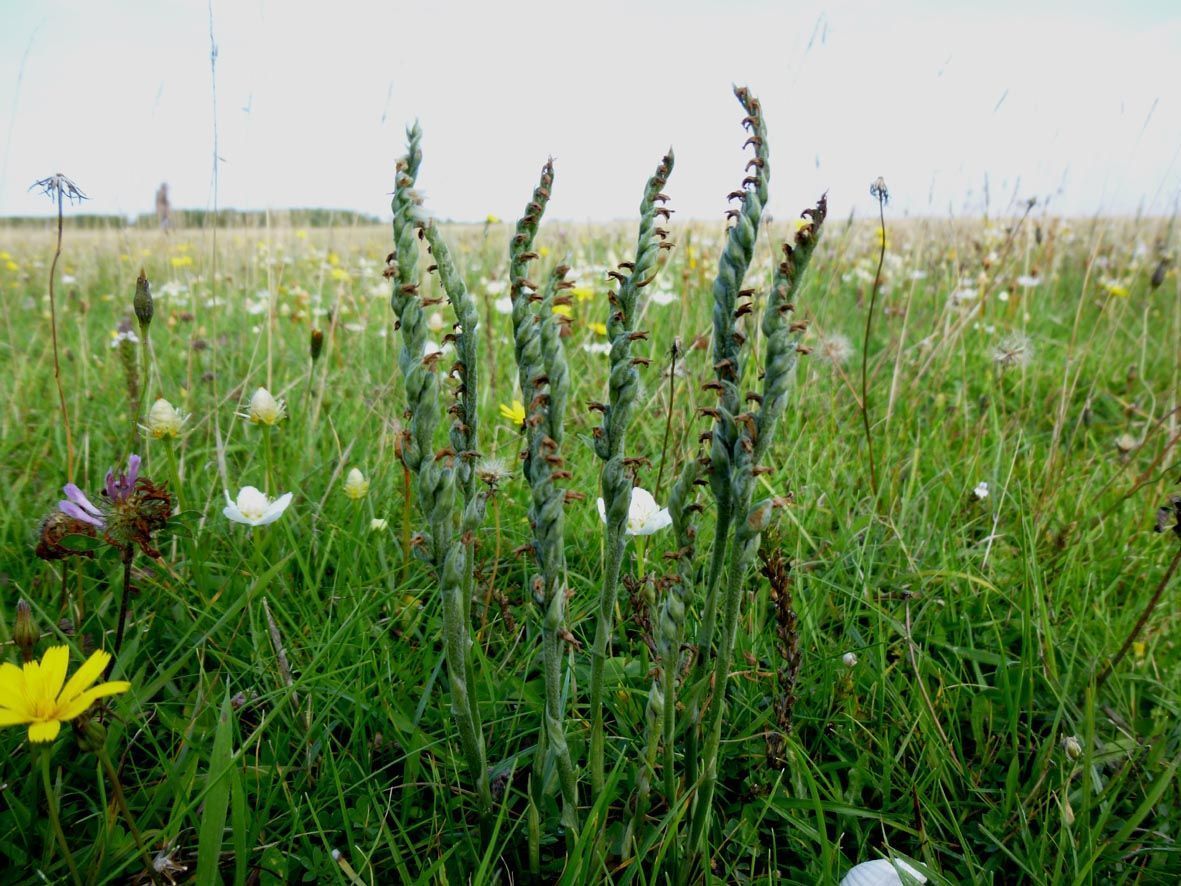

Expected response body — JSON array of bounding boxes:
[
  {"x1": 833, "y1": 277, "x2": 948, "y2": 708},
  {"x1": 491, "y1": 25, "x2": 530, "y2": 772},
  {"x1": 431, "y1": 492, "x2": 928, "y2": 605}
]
[
  {"x1": 344, "y1": 468, "x2": 370, "y2": 500},
  {"x1": 596, "y1": 487, "x2": 671, "y2": 536},
  {"x1": 242, "y1": 387, "x2": 286, "y2": 426},
  {"x1": 973, "y1": 481, "x2": 989, "y2": 500},
  {"x1": 485, "y1": 279, "x2": 507, "y2": 296},
  {"x1": 109, "y1": 327, "x2": 140, "y2": 348},
  {"x1": 427, "y1": 311, "x2": 446, "y2": 332},
  {"x1": 1016, "y1": 274, "x2": 1041, "y2": 288},
  {"x1": 649, "y1": 288, "x2": 677, "y2": 306},
  {"x1": 141, "y1": 398, "x2": 188, "y2": 439},
  {"x1": 840, "y1": 858, "x2": 927, "y2": 886},
  {"x1": 582, "y1": 342, "x2": 611, "y2": 356},
  {"x1": 842, "y1": 651, "x2": 858, "y2": 668},
  {"x1": 493, "y1": 295, "x2": 513, "y2": 315},
  {"x1": 370, "y1": 518, "x2": 389, "y2": 532},
  {"x1": 223, "y1": 486, "x2": 293, "y2": 526}
]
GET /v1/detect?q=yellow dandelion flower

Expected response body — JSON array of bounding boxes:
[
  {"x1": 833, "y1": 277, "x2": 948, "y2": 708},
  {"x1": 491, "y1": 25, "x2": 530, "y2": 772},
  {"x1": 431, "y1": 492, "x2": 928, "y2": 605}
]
[
  {"x1": 0, "y1": 646, "x2": 130, "y2": 743},
  {"x1": 551, "y1": 303, "x2": 573, "y2": 319},
  {"x1": 588, "y1": 321, "x2": 607, "y2": 336},
  {"x1": 170, "y1": 255, "x2": 193, "y2": 269},
  {"x1": 330, "y1": 267, "x2": 351, "y2": 282},
  {"x1": 571, "y1": 286, "x2": 595, "y2": 302},
  {"x1": 499, "y1": 399, "x2": 526, "y2": 427},
  {"x1": 1103, "y1": 281, "x2": 1129, "y2": 298}
]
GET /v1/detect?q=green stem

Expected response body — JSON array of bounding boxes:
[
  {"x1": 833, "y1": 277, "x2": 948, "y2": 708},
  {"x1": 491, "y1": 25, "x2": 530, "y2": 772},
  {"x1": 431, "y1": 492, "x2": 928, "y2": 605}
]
[
  {"x1": 98, "y1": 749, "x2": 157, "y2": 883},
  {"x1": 588, "y1": 527, "x2": 626, "y2": 795},
  {"x1": 40, "y1": 750, "x2": 82, "y2": 886}
]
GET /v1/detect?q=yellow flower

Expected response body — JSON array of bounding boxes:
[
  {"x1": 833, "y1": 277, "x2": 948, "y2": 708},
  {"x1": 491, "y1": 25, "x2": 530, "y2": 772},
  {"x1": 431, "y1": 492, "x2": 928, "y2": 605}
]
[
  {"x1": 485, "y1": 214, "x2": 501, "y2": 225},
  {"x1": 0, "y1": 646, "x2": 130, "y2": 743},
  {"x1": 571, "y1": 286, "x2": 595, "y2": 303},
  {"x1": 588, "y1": 321, "x2": 607, "y2": 336},
  {"x1": 499, "y1": 399, "x2": 526, "y2": 427},
  {"x1": 170, "y1": 255, "x2": 193, "y2": 269},
  {"x1": 3, "y1": 260, "x2": 17, "y2": 272},
  {"x1": 1103, "y1": 281, "x2": 1129, "y2": 298},
  {"x1": 330, "y1": 267, "x2": 351, "y2": 282},
  {"x1": 551, "y1": 303, "x2": 573, "y2": 319}
]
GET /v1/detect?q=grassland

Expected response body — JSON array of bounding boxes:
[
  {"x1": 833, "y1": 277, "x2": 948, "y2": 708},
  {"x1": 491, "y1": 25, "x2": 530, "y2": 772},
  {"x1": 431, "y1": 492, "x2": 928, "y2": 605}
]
[{"x1": 0, "y1": 208, "x2": 1178, "y2": 883}]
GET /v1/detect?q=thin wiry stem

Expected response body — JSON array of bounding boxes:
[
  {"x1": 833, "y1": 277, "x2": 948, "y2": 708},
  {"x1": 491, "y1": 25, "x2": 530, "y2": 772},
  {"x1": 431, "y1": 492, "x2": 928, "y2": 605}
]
[
  {"x1": 1095, "y1": 545, "x2": 1181, "y2": 689},
  {"x1": 862, "y1": 178, "x2": 888, "y2": 498},
  {"x1": 31, "y1": 175, "x2": 85, "y2": 483}
]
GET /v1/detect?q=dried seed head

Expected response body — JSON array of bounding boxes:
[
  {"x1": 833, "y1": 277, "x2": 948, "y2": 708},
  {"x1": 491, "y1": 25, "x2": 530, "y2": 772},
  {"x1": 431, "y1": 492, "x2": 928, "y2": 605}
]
[{"x1": 310, "y1": 328, "x2": 325, "y2": 361}]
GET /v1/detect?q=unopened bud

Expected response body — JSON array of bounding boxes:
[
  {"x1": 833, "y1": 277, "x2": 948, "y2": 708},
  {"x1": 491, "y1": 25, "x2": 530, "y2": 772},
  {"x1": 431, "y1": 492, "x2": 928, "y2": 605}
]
[
  {"x1": 13, "y1": 600, "x2": 38, "y2": 663},
  {"x1": 134, "y1": 269, "x2": 154, "y2": 331},
  {"x1": 74, "y1": 717, "x2": 108, "y2": 753},
  {"x1": 1062, "y1": 735, "x2": 1082, "y2": 760},
  {"x1": 310, "y1": 328, "x2": 324, "y2": 362}
]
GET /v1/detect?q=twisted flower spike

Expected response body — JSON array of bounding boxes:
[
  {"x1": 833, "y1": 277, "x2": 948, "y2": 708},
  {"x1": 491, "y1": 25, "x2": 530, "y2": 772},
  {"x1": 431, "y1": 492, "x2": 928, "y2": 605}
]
[
  {"x1": 388, "y1": 124, "x2": 492, "y2": 827},
  {"x1": 588, "y1": 150, "x2": 675, "y2": 793},
  {"x1": 689, "y1": 193, "x2": 827, "y2": 858},
  {"x1": 508, "y1": 160, "x2": 580, "y2": 830}
]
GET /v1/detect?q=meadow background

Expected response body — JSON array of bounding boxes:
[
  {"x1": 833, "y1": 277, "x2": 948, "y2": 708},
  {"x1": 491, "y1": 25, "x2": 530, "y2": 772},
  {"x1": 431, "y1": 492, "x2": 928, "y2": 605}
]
[{"x1": 0, "y1": 200, "x2": 1178, "y2": 881}]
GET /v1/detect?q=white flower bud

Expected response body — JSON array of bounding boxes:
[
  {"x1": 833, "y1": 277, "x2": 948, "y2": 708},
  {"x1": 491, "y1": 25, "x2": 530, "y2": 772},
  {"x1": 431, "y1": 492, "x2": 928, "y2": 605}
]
[
  {"x1": 344, "y1": 468, "x2": 370, "y2": 500},
  {"x1": 245, "y1": 387, "x2": 286, "y2": 426},
  {"x1": 842, "y1": 651, "x2": 858, "y2": 668},
  {"x1": 142, "y1": 398, "x2": 187, "y2": 438}
]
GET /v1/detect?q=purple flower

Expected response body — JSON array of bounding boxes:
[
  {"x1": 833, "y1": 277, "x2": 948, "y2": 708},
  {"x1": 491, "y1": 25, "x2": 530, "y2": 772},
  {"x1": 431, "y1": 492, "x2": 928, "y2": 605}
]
[
  {"x1": 58, "y1": 483, "x2": 106, "y2": 529},
  {"x1": 103, "y1": 454, "x2": 141, "y2": 503}
]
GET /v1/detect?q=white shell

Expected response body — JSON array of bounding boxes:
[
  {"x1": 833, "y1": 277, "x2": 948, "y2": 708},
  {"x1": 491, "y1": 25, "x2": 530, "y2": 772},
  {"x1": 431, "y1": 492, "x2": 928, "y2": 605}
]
[{"x1": 840, "y1": 858, "x2": 928, "y2": 886}]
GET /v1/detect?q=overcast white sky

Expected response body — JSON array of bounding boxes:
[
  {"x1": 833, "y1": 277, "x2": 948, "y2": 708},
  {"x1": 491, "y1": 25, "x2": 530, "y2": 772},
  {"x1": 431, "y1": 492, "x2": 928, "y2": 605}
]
[{"x1": 2, "y1": 0, "x2": 1179, "y2": 222}]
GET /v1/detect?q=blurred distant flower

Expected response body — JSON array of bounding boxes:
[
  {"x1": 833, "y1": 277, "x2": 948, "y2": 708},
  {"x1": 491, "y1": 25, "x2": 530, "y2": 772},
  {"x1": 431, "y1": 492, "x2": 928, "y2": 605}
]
[
  {"x1": 1016, "y1": 274, "x2": 1041, "y2": 288},
  {"x1": 588, "y1": 321, "x2": 607, "y2": 336},
  {"x1": 344, "y1": 468, "x2": 370, "y2": 500},
  {"x1": 109, "y1": 327, "x2": 140, "y2": 349},
  {"x1": 499, "y1": 400, "x2": 526, "y2": 427},
  {"x1": 649, "y1": 288, "x2": 677, "y2": 306},
  {"x1": 370, "y1": 517, "x2": 389, "y2": 532},
  {"x1": 992, "y1": 332, "x2": 1033, "y2": 368},
  {"x1": 493, "y1": 295, "x2": 513, "y2": 315},
  {"x1": 223, "y1": 486, "x2": 293, "y2": 527},
  {"x1": 973, "y1": 481, "x2": 989, "y2": 500},
  {"x1": 816, "y1": 332, "x2": 852, "y2": 367},
  {"x1": 1102, "y1": 280, "x2": 1129, "y2": 298}
]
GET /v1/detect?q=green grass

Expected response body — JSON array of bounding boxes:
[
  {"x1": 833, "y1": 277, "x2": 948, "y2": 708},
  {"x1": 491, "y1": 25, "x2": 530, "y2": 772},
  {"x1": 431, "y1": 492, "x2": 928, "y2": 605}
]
[{"x1": 0, "y1": 211, "x2": 1178, "y2": 883}]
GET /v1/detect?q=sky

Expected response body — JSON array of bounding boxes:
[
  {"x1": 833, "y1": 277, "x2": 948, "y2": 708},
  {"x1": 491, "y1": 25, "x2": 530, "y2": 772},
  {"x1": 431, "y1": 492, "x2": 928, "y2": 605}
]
[{"x1": 1, "y1": 0, "x2": 1179, "y2": 223}]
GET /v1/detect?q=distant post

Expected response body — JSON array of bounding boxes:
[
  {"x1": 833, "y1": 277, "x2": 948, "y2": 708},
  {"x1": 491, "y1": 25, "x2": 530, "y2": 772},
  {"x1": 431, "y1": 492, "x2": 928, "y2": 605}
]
[{"x1": 155, "y1": 183, "x2": 171, "y2": 230}]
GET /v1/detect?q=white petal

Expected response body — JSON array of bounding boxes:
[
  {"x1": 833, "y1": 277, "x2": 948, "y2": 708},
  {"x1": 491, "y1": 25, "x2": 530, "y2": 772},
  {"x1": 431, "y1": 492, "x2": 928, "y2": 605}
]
[
  {"x1": 596, "y1": 497, "x2": 607, "y2": 524},
  {"x1": 256, "y1": 492, "x2": 293, "y2": 525},
  {"x1": 236, "y1": 486, "x2": 268, "y2": 513},
  {"x1": 634, "y1": 507, "x2": 671, "y2": 535},
  {"x1": 629, "y1": 487, "x2": 658, "y2": 519},
  {"x1": 223, "y1": 503, "x2": 248, "y2": 524},
  {"x1": 840, "y1": 859, "x2": 927, "y2": 886}
]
